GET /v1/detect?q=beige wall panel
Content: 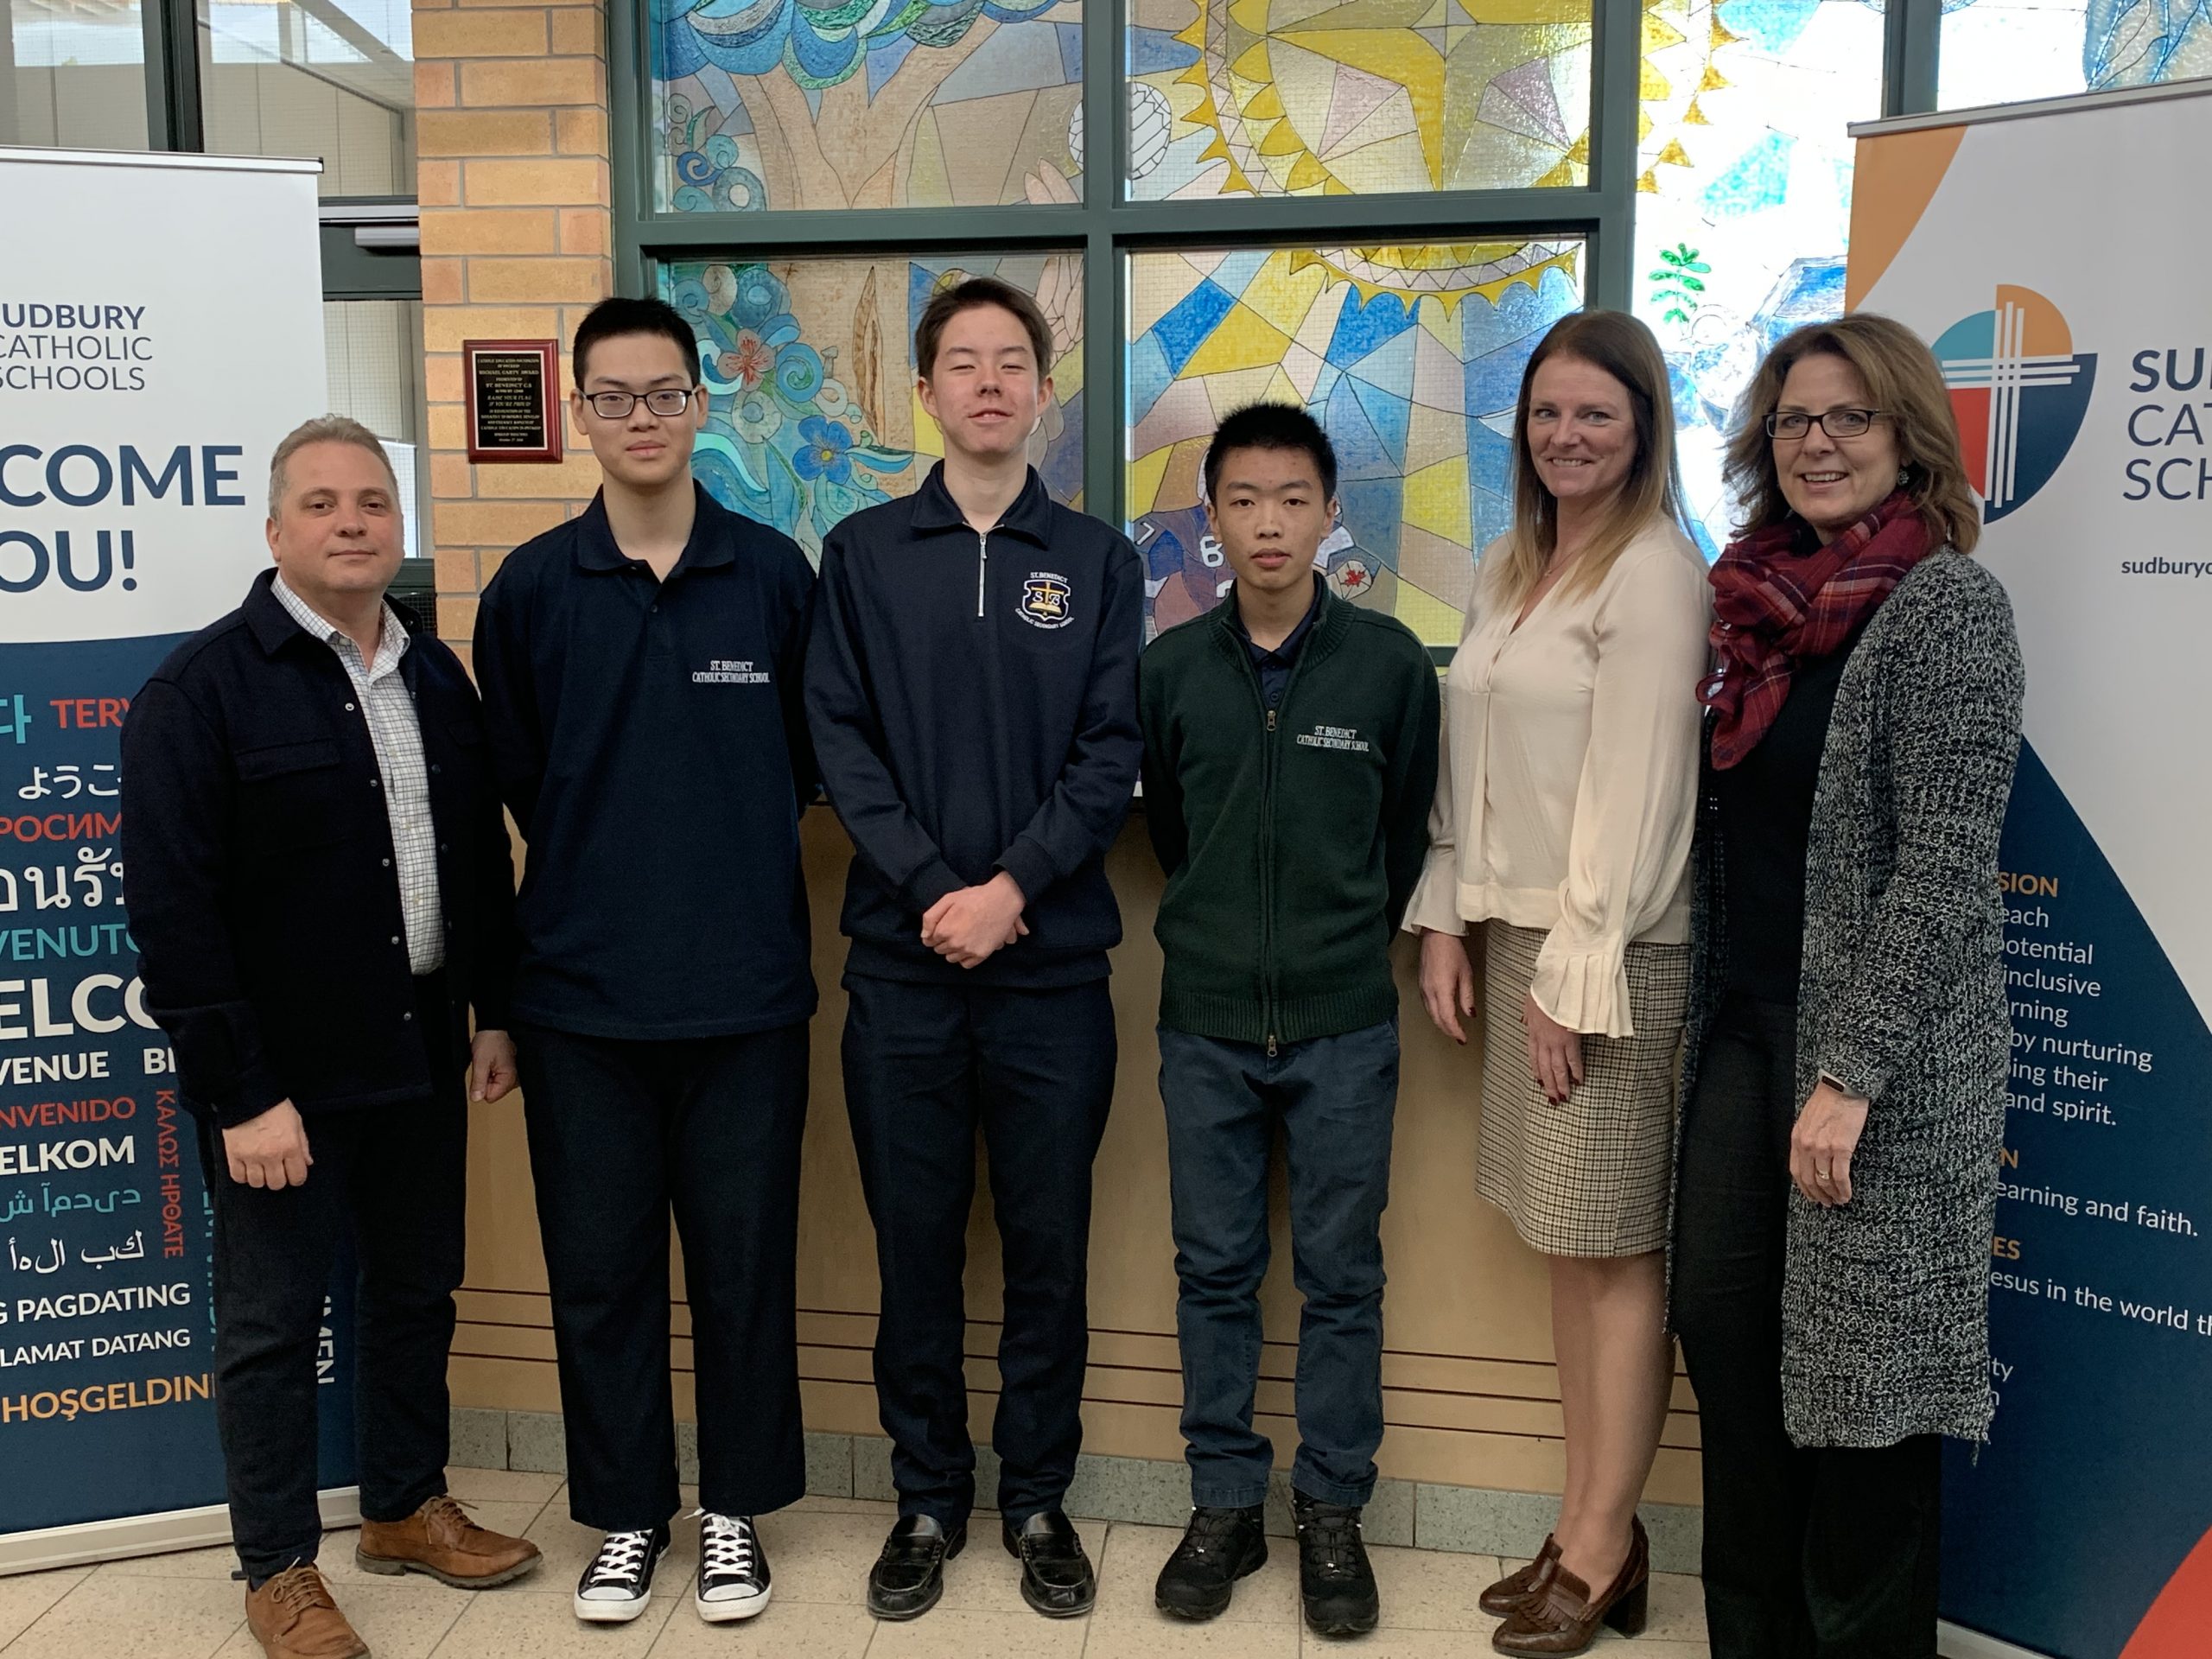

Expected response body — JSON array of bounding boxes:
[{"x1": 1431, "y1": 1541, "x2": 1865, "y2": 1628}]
[{"x1": 454, "y1": 810, "x2": 1703, "y2": 1505}]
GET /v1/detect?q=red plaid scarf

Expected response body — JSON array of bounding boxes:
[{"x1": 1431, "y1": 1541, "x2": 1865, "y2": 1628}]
[{"x1": 1700, "y1": 491, "x2": 1937, "y2": 769}]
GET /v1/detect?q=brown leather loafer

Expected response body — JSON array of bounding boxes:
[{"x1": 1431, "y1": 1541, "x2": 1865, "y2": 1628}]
[
  {"x1": 1491, "y1": 1517, "x2": 1648, "y2": 1656},
  {"x1": 1479, "y1": 1534, "x2": 1560, "y2": 1616},
  {"x1": 245, "y1": 1565, "x2": 368, "y2": 1659},
  {"x1": 356, "y1": 1494, "x2": 543, "y2": 1588}
]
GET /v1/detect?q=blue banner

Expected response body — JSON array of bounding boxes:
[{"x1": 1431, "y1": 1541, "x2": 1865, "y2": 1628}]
[
  {"x1": 0, "y1": 639, "x2": 358, "y2": 1537},
  {"x1": 1940, "y1": 746, "x2": 2212, "y2": 1655}
]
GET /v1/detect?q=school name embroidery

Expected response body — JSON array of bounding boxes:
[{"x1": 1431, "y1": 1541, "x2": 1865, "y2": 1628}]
[
  {"x1": 692, "y1": 659, "x2": 770, "y2": 684},
  {"x1": 1296, "y1": 724, "x2": 1369, "y2": 753}
]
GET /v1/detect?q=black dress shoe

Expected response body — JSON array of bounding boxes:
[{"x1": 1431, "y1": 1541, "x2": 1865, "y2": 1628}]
[
  {"x1": 1154, "y1": 1504, "x2": 1268, "y2": 1620},
  {"x1": 1294, "y1": 1493, "x2": 1378, "y2": 1637},
  {"x1": 867, "y1": 1515, "x2": 966, "y2": 1621},
  {"x1": 1001, "y1": 1510, "x2": 1096, "y2": 1618}
]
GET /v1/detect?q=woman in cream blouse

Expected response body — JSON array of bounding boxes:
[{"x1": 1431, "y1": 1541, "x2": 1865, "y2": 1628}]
[{"x1": 1408, "y1": 309, "x2": 1708, "y2": 1652}]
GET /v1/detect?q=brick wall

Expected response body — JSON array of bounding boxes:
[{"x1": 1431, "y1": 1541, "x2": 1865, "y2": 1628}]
[{"x1": 414, "y1": 0, "x2": 616, "y2": 654}]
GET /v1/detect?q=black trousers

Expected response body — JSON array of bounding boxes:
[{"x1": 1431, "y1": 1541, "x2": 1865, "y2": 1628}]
[
  {"x1": 840, "y1": 973, "x2": 1116, "y2": 1528},
  {"x1": 1674, "y1": 991, "x2": 1942, "y2": 1659},
  {"x1": 207, "y1": 975, "x2": 463, "y2": 1583},
  {"x1": 518, "y1": 1019, "x2": 809, "y2": 1531}
]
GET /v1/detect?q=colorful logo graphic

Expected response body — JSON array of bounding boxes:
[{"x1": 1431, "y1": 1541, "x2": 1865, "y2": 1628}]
[
  {"x1": 1018, "y1": 571, "x2": 1073, "y2": 629},
  {"x1": 1935, "y1": 286, "x2": 2096, "y2": 523}
]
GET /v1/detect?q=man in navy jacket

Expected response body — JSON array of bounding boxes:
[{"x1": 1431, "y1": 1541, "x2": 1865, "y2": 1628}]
[
  {"x1": 473, "y1": 297, "x2": 817, "y2": 1631},
  {"x1": 124, "y1": 417, "x2": 538, "y2": 1659},
  {"x1": 806, "y1": 277, "x2": 1142, "y2": 1623}
]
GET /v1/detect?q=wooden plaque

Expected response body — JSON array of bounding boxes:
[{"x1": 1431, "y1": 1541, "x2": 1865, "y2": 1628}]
[{"x1": 464, "y1": 339, "x2": 563, "y2": 463}]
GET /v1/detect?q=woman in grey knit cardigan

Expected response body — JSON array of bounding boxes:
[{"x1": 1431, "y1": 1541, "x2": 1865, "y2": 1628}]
[{"x1": 1671, "y1": 315, "x2": 2024, "y2": 1658}]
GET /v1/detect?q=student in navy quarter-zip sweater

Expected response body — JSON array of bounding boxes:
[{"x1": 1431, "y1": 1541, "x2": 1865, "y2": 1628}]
[
  {"x1": 805, "y1": 279, "x2": 1141, "y2": 1624},
  {"x1": 1139, "y1": 405, "x2": 1438, "y2": 1639}
]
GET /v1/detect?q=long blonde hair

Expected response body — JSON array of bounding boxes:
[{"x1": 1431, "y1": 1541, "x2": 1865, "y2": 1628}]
[
  {"x1": 1493, "y1": 309, "x2": 1687, "y2": 608},
  {"x1": 1723, "y1": 314, "x2": 1981, "y2": 555}
]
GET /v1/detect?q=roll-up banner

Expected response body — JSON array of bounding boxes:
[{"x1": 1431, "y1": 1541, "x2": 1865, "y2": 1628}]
[
  {"x1": 0, "y1": 147, "x2": 358, "y2": 1574},
  {"x1": 1847, "y1": 84, "x2": 2212, "y2": 1659}
]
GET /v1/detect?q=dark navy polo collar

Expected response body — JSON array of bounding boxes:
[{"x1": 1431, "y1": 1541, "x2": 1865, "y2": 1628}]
[
  {"x1": 1228, "y1": 571, "x2": 1324, "y2": 657},
  {"x1": 574, "y1": 483, "x2": 737, "y2": 576},
  {"x1": 907, "y1": 461, "x2": 1054, "y2": 546},
  {"x1": 241, "y1": 565, "x2": 424, "y2": 658}
]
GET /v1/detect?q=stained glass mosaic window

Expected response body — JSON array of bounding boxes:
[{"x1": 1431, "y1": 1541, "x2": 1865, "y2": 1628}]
[
  {"x1": 1632, "y1": 0, "x2": 1885, "y2": 556},
  {"x1": 652, "y1": 0, "x2": 1084, "y2": 212},
  {"x1": 1938, "y1": 0, "x2": 2207, "y2": 110},
  {"x1": 1128, "y1": 242, "x2": 1583, "y2": 645},
  {"x1": 660, "y1": 254, "x2": 1084, "y2": 556},
  {"x1": 1125, "y1": 0, "x2": 1594, "y2": 200}
]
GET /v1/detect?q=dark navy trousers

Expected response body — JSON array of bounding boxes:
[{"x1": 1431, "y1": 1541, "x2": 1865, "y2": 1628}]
[
  {"x1": 840, "y1": 972, "x2": 1116, "y2": 1529},
  {"x1": 518, "y1": 1018, "x2": 810, "y2": 1532},
  {"x1": 205, "y1": 974, "x2": 462, "y2": 1584}
]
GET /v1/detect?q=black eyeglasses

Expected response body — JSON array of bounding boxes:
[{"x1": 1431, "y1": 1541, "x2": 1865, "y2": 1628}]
[
  {"x1": 582, "y1": 388, "x2": 698, "y2": 419},
  {"x1": 1765, "y1": 408, "x2": 1885, "y2": 440}
]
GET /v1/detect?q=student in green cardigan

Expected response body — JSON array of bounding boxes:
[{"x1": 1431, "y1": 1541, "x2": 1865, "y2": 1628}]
[{"x1": 1138, "y1": 403, "x2": 1440, "y2": 1640}]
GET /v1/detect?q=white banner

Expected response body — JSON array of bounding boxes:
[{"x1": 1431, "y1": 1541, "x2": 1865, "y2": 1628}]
[
  {"x1": 0, "y1": 147, "x2": 340, "y2": 1570},
  {"x1": 1, "y1": 149, "x2": 324, "y2": 643},
  {"x1": 1850, "y1": 83, "x2": 2212, "y2": 1659}
]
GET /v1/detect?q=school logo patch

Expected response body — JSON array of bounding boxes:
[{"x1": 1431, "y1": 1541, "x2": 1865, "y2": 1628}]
[{"x1": 1018, "y1": 571, "x2": 1074, "y2": 629}]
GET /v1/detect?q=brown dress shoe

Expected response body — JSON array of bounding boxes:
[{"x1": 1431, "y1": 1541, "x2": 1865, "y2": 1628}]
[
  {"x1": 245, "y1": 1566, "x2": 368, "y2": 1659},
  {"x1": 1478, "y1": 1534, "x2": 1560, "y2": 1616},
  {"x1": 356, "y1": 1495, "x2": 543, "y2": 1589},
  {"x1": 1490, "y1": 1517, "x2": 1648, "y2": 1656}
]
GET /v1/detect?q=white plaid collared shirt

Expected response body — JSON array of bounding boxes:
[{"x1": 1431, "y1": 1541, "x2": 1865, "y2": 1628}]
[{"x1": 272, "y1": 575, "x2": 446, "y2": 975}]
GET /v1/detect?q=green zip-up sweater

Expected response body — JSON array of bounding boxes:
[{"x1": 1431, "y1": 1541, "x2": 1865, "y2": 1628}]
[{"x1": 1141, "y1": 586, "x2": 1440, "y2": 1047}]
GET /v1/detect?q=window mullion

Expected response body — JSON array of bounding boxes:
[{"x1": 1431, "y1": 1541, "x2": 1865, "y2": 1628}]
[
  {"x1": 1885, "y1": 0, "x2": 1942, "y2": 117},
  {"x1": 1588, "y1": 0, "x2": 1643, "y2": 310},
  {"x1": 1083, "y1": 0, "x2": 1125, "y2": 526},
  {"x1": 612, "y1": 0, "x2": 648, "y2": 294}
]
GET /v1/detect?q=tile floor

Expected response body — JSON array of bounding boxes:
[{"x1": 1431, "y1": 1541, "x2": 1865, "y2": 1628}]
[{"x1": 0, "y1": 1470, "x2": 1711, "y2": 1658}]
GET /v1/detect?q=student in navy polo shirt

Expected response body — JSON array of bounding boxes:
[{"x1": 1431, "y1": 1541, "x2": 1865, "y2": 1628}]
[
  {"x1": 472, "y1": 296, "x2": 817, "y2": 1630},
  {"x1": 805, "y1": 278, "x2": 1143, "y2": 1623}
]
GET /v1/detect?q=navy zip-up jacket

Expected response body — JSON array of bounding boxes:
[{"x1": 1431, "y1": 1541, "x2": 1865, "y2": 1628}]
[
  {"x1": 805, "y1": 463, "x2": 1143, "y2": 987},
  {"x1": 473, "y1": 485, "x2": 817, "y2": 1039},
  {"x1": 122, "y1": 571, "x2": 518, "y2": 1126}
]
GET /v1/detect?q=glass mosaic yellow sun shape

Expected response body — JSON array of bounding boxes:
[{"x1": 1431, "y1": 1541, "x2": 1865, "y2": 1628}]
[{"x1": 1163, "y1": 0, "x2": 1729, "y2": 306}]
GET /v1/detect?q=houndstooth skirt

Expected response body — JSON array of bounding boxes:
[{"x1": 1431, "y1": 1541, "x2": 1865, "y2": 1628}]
[{"x1": 1478, "y1": 921, "x2": 1689, "y2": 1257}]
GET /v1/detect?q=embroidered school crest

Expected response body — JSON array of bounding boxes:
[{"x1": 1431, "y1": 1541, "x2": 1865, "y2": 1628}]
[{"x1": 1019, "y1": 571, "x2": 1074, "y2": 629}]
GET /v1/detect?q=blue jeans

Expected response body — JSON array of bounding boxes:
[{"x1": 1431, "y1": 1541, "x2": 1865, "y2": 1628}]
[{"x1": 1158, "y1": 1020, "x2": 1398, "y2": 1509}]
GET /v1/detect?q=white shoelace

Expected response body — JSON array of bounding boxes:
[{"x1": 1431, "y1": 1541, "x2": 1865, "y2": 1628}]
[
  {"x1": 697, "y1": 1512, "x2": 759, "y2": 1580},
  {"x1": 583, "y1": 1529, "x2": 656, "y2": 1590}
]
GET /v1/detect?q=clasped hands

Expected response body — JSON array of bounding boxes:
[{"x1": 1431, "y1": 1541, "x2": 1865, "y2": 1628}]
[
  {"x1": 920, "y1": 871, "x2": 1029, "y2": 969},
  {"x1": 220, "y1": 1029, "x2": 518, "y2": 1191}
]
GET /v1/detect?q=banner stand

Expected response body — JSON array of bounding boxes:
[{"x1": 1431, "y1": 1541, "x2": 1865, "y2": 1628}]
[
  {"x1": 1942, "y1": 1623, "x2": 2047, "y2": 1659},
  {"x1": 0, "y1": 1489, "x2": 361, "y2": 1579},
  {"x1": 0, "y1": 145, "x2": 356, "y2": 1575},
  {"x1": 1851, "y1": 80, "x2": 2212, "y2": 1659}
]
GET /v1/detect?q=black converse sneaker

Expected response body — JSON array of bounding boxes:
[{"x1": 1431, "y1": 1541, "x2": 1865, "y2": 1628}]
[
  {"x1": 695, "y1": 1511, "x2": 772, "y2": 1622},
  {"x1": 572, "y1": 1524, "x2": 671, "y2": 1623}
]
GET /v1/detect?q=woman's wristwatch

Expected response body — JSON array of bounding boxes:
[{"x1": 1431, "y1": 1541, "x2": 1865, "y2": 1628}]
[{"x1": 1817, "y1": 1069, "x2": 1870, "y2": 1104}]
